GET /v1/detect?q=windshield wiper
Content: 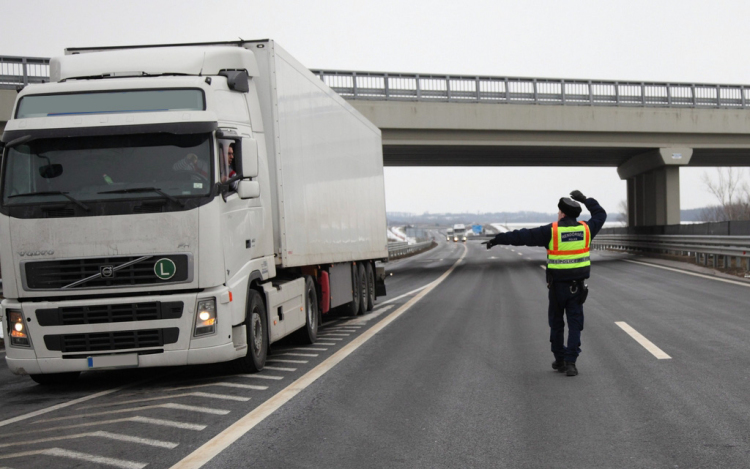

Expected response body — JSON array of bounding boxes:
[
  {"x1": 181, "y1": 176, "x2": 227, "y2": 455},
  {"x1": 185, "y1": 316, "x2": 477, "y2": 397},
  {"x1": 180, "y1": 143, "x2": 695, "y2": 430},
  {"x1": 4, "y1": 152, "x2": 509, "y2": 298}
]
[
  {"x1": 8, "y1": 191, "x2": 90, "y2": 211},
  {"x1": 98, "y1": 187, "x2": 185, "y2": 207}
]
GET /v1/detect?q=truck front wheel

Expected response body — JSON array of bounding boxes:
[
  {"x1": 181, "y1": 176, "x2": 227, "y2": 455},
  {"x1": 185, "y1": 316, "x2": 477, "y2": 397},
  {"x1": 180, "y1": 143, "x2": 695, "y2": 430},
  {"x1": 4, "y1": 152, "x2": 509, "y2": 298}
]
[
  {"x1": 296, "y1": 276, "x2": 319, "y2": 344},
  {"x1": 236, "y1": 290, "x2": 267, "y2": 373}
]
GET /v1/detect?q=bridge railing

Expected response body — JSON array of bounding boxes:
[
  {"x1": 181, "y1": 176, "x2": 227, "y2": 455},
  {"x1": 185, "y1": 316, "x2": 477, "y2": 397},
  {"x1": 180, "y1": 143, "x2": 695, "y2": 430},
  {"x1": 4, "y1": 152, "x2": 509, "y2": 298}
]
[
  {"x1": 591, "y1": 234, "x2": 750, "y2": 269},
  {"x1": 313, "y1": 70, "x2": 750, "y2": 109},
  {"x1": 2, "y1": 54, "x2": 749, "y2": 109},
  {"x1": 0, "y1": 56, "x2": 50, "y2": 90},
  {"x1": 388, "y1": 240, "x2": 434, "y2": 260}
]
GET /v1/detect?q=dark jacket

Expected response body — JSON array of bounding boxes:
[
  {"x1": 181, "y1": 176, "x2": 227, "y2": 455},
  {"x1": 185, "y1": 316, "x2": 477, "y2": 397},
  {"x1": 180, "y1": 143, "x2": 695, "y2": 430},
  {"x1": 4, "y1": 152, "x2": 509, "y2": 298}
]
[{"x1": 490, "y1": 197, "x2": 607, "y2": 281}]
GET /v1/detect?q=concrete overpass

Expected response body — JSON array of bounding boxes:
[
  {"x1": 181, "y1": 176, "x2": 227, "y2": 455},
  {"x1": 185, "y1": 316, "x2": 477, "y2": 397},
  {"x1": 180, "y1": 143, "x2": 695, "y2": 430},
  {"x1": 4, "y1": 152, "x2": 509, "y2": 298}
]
[
  {"x1": 4, "y1": 54, "x2": 750, "y2": 227},
  {"x1": 314, "y1": 70, "x2": 750, "y2": 227}
]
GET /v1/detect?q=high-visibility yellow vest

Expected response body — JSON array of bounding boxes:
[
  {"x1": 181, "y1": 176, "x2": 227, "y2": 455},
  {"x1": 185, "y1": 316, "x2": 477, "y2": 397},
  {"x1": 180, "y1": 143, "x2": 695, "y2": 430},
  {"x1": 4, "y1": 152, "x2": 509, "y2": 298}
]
[{"x1": 547, "y1": 221, "x2": 591, "y2": 270}]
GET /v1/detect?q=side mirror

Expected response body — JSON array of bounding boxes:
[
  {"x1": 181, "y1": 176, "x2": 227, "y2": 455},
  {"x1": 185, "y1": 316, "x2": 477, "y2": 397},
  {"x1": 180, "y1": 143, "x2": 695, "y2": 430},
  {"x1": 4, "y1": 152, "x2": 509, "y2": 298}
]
[
  {"x1": 240, "y1": 138, "x2": 258, "y2": 178},
  {"x1": 39, "y1": 164, "x2": 63, "y2": 179},
  {"x1": 237, "y1": 180, "x2": 260, "y2": 199}
]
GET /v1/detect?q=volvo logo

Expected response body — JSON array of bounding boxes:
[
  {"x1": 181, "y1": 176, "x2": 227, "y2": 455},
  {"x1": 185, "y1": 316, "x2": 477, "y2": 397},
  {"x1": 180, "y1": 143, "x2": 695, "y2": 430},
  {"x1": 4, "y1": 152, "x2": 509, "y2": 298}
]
[
  {"x1": 100, "y1": 265, "x2": 115, "y2": 278},
  {"x1": 18, "y1": 250, "x2": 54, "y2": 257}
]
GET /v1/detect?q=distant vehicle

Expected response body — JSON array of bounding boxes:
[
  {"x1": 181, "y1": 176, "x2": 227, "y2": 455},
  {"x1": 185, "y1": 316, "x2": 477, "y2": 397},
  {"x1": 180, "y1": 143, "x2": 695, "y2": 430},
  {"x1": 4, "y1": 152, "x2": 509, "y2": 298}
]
[
  {"x1": 453, "y1": 224, "x2": 467, "y2": 242},
  {"x1": 446, "y1": 228, "x2": 454, "y2": 241}
]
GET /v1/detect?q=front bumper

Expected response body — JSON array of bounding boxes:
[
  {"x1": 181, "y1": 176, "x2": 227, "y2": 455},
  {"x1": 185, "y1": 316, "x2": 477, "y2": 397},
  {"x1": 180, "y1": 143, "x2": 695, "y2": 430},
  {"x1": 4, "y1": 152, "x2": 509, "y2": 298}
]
[{"x1": 1, "y1": 286, "x2": 241, "y2": 375}]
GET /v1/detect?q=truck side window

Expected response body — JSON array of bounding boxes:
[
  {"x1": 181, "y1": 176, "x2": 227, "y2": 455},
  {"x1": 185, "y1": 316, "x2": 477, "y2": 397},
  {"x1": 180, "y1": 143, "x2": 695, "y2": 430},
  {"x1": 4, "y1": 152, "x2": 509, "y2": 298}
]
[{"x1": 218, "y1": 139, "x2": 237, "y2": 192}]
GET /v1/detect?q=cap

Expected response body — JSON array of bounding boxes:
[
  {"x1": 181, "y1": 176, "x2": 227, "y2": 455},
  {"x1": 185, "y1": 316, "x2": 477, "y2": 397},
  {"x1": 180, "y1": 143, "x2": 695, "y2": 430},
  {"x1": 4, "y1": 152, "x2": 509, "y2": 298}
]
[{"x1": 558, "y1": 197, "x2": 582, "y2": 218}]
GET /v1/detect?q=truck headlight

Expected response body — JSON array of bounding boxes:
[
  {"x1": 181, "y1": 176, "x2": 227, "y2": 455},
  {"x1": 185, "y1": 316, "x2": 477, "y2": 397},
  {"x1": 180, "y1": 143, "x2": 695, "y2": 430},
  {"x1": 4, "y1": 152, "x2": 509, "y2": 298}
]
[
  {"x1": 463, "y1": 236, "x2": 467, "y2": 241},
  {"x1": 8, "y1": 310, "x2": 30, "y2": 347},
  {"x1": 194, "y1": 298, "x2": 217, "y2": 336}
]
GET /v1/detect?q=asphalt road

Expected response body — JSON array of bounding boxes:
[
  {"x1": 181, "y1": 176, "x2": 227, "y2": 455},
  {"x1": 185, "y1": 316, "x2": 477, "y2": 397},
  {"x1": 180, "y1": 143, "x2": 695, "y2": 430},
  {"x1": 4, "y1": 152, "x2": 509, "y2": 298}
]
[{"x1": 1, "y1": 235, "x2": 750, "y2": 468}]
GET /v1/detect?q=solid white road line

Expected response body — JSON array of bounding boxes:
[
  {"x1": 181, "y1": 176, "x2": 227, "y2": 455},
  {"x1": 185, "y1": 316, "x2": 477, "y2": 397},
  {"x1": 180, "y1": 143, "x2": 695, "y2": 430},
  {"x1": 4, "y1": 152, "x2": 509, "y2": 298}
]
[
  {"x1": 0, "y1": 383, "x2": 135, "y2": 428},
  {"x1": 624, "y1": 259, "x2": 750, "y2": 288},
  {"x1": 37, "y1": 403, "x2": 230, "y2": 423},
  {"x1": 615, "y1": 321, "x2": 672, "y2": 359},
  {"x1": 266, "y1": 359, "x2": 308, "y2": 364},
  {"x1": 263, "y1": 366, "x2": 296, "y2": 372},
  {"x1": 83, "y1": 392, "x2": 249, "y2": 409},
  {"x1": 282, "y1": 353, "x2": 318, "y2": 357},
  {"x1": 0, "y1": 447, "x2": 146, "y2": 469},
  {"x1": 0, "y1": 430, "x2": 178, "y2": 449},
  {"x1": 170, "y1": 244, "x2": 469, "y2": 469},
  {"x1": 237, "y1": 374, "x2": 284, "y2": 380}
]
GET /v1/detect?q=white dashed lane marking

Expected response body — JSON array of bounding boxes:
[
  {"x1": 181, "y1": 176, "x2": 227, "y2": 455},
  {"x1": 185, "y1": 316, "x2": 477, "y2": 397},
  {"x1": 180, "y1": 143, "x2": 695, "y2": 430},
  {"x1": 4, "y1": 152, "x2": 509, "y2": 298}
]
[
  {"x1": 0, "y1": 447, "x2": 146, "y2": 469},
  {"x1": 1, "y1": 416, "x2": 206, "y2": 438},
  {"x1": 266, "y1": 359, "x2": 308, "y2": 364},
  {"x1": 282, "y1": 353, "x2": 318, "y2": 357},
  {"x1": 263, "y1": 366, "x2": 297, "y2": 372},
  {"x1": 237, "y1": 374, "x2": 284, "y2": 380},
  {"x1": 0, "y1": 430, "x2": 179, "y2": 450},
  {"x1": 615, "y1": 321, "x2": 672, "y2": 359},
  {"x1": 37, "y1": 403, "x2": 229, "y2": 424},
  {"x1": 83, "y1": 392, "x2": 249, "y2": 409}
]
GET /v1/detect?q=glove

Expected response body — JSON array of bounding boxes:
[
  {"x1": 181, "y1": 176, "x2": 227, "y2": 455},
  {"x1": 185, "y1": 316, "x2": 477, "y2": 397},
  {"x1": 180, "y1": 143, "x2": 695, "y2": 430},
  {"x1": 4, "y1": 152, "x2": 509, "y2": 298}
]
[
  {"x1": 482, "y1": 239, "x2": 494, "y2": 250},
  {"x1": 570, "y1": 190, "x2": 587, "y2": 203}
]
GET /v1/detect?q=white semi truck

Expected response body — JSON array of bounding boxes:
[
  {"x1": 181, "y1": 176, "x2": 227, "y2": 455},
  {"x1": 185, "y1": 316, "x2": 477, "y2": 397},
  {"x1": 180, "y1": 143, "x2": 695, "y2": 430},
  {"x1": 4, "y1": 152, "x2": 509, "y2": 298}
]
[
  {"x1": 453, "y1": 224, "x2": 467, "y2": 242},
  {"x1": 0, "y1": 40, "x2": 388, "y2": 384}
]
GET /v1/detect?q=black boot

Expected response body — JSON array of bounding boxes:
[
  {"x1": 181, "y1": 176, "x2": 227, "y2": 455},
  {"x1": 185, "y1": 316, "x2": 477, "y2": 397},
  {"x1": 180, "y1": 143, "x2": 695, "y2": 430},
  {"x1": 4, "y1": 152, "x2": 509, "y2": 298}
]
[
  {"x1": 564, "y1": 361, "x2": 578, "y2": 376},
  {"x1": 552, "y1": 358, "x2": 565, "y2": 371}
]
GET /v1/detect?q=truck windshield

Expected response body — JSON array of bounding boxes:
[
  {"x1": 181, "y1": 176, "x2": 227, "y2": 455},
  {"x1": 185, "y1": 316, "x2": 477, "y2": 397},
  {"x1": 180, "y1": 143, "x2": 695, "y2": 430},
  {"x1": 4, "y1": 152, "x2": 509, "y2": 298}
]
[{"x1": 2, "y1": 133, "x2": 212, "y2": 206}]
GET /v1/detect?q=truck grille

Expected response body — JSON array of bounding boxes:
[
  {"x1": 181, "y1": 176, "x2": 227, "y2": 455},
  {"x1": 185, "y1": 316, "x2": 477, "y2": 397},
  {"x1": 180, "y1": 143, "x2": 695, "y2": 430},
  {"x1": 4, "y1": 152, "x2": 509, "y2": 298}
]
[
  {"x1": 44, "y1": 328, "x2": 179, "y2": 353},
  {"x1": 36, "y1": 301, "x2": 183, "y2": 326},
  {"x1": 24, "y1": 254, "x2": 190, "y2": 290}
]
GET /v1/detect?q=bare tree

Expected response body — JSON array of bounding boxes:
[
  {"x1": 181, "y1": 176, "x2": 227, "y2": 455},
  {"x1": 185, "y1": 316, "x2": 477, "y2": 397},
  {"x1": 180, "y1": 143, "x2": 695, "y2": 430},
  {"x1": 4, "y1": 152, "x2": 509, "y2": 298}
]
[
  {"x1": 701, "y1": 168, "x2": 750, "y2": 221},
  {"x1": 617, "y1": 199, "x2": 628, "y2": 226}
]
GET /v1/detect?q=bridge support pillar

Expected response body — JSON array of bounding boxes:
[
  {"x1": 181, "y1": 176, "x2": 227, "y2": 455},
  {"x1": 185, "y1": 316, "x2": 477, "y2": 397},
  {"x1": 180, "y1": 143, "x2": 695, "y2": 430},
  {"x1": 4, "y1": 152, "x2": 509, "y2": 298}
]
[{"x1": 618, "y1": 147, "x2": 692, "y2": 227}]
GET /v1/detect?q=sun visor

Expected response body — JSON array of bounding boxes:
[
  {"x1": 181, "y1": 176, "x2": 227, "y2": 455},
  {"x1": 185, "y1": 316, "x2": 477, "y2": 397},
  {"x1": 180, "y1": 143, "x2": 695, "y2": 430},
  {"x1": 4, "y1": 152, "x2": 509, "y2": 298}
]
[{"x1": 51, "y1": 47, "x2": 259, "y2": 82}]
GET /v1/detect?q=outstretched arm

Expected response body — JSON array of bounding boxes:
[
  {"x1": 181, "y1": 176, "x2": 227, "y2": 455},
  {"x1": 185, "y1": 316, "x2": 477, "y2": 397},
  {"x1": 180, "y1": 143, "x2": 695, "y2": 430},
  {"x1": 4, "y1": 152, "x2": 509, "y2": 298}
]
[{"x1": 484, "y1": 224, "x2": 552, "y2": 249}]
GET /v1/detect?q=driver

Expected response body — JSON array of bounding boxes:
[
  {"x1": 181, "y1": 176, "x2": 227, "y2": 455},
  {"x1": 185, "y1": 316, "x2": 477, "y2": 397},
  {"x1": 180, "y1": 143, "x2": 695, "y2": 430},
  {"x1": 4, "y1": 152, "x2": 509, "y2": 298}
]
[{"x1": 172, "y1": 153, "x2": 209, "y2": 178}]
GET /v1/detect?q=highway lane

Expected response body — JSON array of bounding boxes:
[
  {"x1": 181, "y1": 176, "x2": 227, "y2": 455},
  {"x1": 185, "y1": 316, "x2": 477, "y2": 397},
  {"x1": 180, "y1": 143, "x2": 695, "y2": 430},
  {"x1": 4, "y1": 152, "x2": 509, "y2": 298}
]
[
  {"x1": 205, "y1": 240, "x2": 750, "y2": 469},
  {"x1": 2, "y1": 237, "x2": 750, "y2": 467},
  {"x1": 0, "y1": 235, "x2": 463, "y2": 469}
]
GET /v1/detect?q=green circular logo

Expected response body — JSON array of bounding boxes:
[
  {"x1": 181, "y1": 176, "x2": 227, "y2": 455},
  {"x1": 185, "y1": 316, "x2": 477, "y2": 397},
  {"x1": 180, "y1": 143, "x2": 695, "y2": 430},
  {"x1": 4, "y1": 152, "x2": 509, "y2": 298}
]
[{"x1": 154, "y1": 258, "x2": 177, "y2": 280}]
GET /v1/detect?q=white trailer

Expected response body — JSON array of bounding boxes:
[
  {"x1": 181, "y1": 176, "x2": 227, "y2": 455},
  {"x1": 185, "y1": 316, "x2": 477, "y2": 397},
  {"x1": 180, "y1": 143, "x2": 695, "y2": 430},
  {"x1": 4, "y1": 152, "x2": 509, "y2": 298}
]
[{"x1": 0, "y1": 40, "x2": 388, "y2": 384}]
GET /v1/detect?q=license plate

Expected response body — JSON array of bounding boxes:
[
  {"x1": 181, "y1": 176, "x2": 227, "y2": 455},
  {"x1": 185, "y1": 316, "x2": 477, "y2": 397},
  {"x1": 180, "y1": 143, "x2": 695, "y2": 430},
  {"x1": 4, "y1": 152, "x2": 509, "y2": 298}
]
[{"x1": 87, "y1": 354, "x2": 138, "y2": 369}]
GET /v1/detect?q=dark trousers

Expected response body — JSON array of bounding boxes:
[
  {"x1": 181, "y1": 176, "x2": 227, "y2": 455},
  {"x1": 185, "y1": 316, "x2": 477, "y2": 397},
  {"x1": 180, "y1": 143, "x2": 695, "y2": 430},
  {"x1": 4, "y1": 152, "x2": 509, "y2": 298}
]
[{"x1": 548, "y1": 281, "x2": 584, "y2": 363}]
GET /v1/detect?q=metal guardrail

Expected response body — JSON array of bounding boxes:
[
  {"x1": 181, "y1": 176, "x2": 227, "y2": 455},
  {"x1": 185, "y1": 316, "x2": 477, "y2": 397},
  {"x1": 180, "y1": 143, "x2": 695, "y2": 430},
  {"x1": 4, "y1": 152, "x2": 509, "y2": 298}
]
[
  {"x1": 0, "y1": 56, "x2": 50, "y2": 90},
  {"x1": 592, "y1": 234, "x2": 750, "y2": 269},
  {"x1": 4, "y1": 53, "x2": 750, "y2": 109},
  {"x1": 313, "y1": 70, "x2": 750, "y2": 109},
  {"x1": 388, "y1": 240, "x2": 434, "y2": 259}
]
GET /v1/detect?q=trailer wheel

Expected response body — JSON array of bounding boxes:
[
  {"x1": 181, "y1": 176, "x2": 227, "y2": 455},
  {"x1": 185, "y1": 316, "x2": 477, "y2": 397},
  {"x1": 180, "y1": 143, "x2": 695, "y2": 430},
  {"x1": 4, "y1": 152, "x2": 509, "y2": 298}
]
[
  {"x1": 365, "y1": 262, "x2": 375, "y2": 312},
  {"x1": 358, "y1": 263, "x2": 368, "y2": 315},
  {"x1": 348, "y1": 263, "x2": 361, "y2": 316},
  {"x1": 236, "y1": 290, "x2": 267, "y2": 373},
  {"x1": 30, "y1": 372, "x2": 80, "y2": 385},
  {"x1": 296, "y1": 276, "x2": 319, "y2": 344}
]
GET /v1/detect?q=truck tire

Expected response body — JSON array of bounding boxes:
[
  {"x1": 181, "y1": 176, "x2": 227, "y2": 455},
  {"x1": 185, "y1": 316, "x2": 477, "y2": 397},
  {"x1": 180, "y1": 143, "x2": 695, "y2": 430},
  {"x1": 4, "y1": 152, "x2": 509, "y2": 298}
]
[
  {"x1": 30, "y1": 372, "x2": 80, "y2": 385},
  {"x1": 296, "y1": 276, "x2": 319, "y2": 344},
  {"x1": 348, "y1": 263, "x2": 361, "y2": 316},
  {"x1": 358, "y1": 262, "x2": 368, "y2": 315},
  {"x1": 236, "y1": 289, "x2": 267, "y2": 373},
  {"x1": 365, "y1": 262, "x2": 375, "y2": 312}
]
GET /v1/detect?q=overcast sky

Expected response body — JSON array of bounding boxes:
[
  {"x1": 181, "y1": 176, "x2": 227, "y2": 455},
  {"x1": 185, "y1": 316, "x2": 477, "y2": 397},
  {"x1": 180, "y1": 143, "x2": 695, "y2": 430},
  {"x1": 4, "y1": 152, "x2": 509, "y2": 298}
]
[{"x1": 3, "y1": 0, "x2": 748, "y2": 215}]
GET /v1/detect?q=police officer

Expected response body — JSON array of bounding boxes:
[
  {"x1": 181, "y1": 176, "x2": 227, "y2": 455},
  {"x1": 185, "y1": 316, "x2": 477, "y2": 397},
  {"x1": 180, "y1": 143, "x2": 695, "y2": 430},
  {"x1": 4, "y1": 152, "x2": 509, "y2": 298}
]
[{"x1": 482, "y1": 191, "x2": 607, "y2": 377}]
